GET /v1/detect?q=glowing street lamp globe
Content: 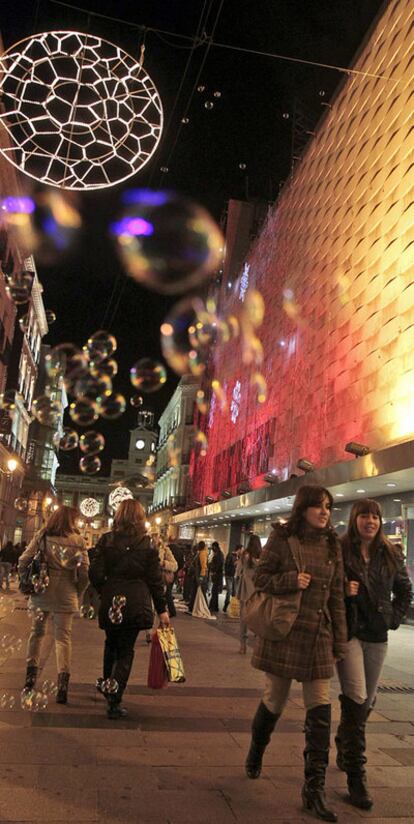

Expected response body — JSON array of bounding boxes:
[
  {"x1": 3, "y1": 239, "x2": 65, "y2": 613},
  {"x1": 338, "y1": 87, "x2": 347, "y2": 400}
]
[{"x1": 0, "y1": 31, "x2": 163, "y2": 190}]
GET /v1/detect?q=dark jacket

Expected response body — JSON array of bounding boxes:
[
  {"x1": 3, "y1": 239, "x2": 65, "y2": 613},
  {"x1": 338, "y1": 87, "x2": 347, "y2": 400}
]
[
  {"x1": 209, "y1": 550, "x2": 224, "y2": 584},
  {"x1": 341, "y1": 539, "x2": 412, "y2": 643},
  {"x1": 89, "y1": 528, "x2": 167, "y2": 630},
  {"x1": 251, "y1": 523, "x2": 347, "y2": 681},
  {"x1": 224, "y1": 552, "x2": 236, "y2": 577}
]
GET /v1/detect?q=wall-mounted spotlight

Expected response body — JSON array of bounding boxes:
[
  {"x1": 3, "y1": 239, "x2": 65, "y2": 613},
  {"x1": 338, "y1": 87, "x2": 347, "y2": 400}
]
[
  {"x1": 264, "y1": 472, "x2": 279, "y2": 484},
  {"x1": 192, "y1": 500, "x2": 202, "y2": 507},
  {"x1": 221, "y1": 490, "x2": 232, "y2": 498},
  {"x1": 237, "y1": 481, "x2": 252, "y2": 494},
  {"x1": 296, "y1": 458, "x2": 315, "y2": 472},
  {"x1": 205, "y1": 495, "x2": 216, "y2": 504},
  {"x1": 345, "y1": 442, "x2": 370, "y2": 457}
]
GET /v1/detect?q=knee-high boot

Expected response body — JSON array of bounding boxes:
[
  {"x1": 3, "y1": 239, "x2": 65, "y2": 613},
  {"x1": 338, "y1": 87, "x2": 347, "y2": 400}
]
[
  {"x1": 302, "y1": 704, "x2": 337, "y2": 822},
  {"x1": 335, "y1": 694, "x2": 373, "y2": 773},
  {"x1": 245, "y1": 701, "x2": 279, "y2": 779},
  {"x1": 340, "y1": 694, "x2": 373, "y2": 810}
]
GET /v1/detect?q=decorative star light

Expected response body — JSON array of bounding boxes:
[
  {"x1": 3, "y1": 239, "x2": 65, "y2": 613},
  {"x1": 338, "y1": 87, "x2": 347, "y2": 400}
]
[
  {"x1": 0, "y1": 31, "x2": 163, "y2": 190},
  {"x1": 79, "y1": 497, "x2": 100, "y2": 518},
  {"x1": 231, "y1": 380, "x2": 242, "y2": 423},
  {"x1": 239, "y1": 263, "x2": 250, "y2": 301}
]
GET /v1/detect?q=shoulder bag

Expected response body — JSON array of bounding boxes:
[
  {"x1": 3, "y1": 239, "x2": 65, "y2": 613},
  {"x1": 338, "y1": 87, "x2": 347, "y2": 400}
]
[
  {"x1": 19, "y1": 534, "x2": 48, "y2": 595},
  {"x1": 244, "y1": 536, "x2": 304, "y2": 641}
]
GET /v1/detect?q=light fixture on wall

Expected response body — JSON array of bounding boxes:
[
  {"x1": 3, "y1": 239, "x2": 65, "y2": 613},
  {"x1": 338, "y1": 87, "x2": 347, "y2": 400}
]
[
  {"x1": 264, "y1": 471, "x2": 279, "y2": 484},
  {"x1": 205, "y1": 496, "x2": 216, "y2": 504},
  {"x1": 192, "y1": 500, "x2": 202, "y2": 507},
  {"x1": 345, "y1": 442, "x2": 370, "y2": 457},
  {"x1": 221, "y1": 490, "x2": 232, "y2": 498},
  {"x1": 237, "y1": 481, "x2": 251, "y2": 494},
  {"x1": 296, "y1": 458, "x2": 315, "y2": 472}
]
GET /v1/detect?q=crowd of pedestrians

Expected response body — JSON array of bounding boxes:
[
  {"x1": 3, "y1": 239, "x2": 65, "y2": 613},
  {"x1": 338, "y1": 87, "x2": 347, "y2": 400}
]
[{"x1": 10, "y1": 485, "x2": 412, "y2": 820}]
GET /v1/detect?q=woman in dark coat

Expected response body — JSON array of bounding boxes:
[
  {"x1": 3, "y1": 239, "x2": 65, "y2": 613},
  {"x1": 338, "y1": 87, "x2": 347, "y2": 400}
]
[
  {"x1": 89, "y1": 499, "x2": 169, "y2": 719},
  {"x1": 209, "y1": 541, "x2": 224, "y2": 612},
  {"x1": 246, "y1": 485, "x2": 347, "y2": 823},
  {"x1": 335, "y1": 498, "x2": 412, "y2": 810}
]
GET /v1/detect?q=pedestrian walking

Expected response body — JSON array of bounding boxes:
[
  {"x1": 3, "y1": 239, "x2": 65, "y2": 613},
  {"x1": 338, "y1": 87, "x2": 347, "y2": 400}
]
[
  {"x1": 18, "y1": 506, "x2": 89, "y2": 704},
  {"x1": 335, "y1": 498, "x2": 412, "y2": 810},
  {"x1": 237, "y1": 534, "x2": 261, "y2": 653},
  {"x1": 245, "y1": 485, "x2": 347, "y2": 823},
  {"x1": 187, "y1": 541, "x2": 208, "y2": 612},
  {"x1": 153, "y1": 533, "x2": 178, "y2": 617},
  {"x1": 89, "y1": 499, "x2": 169, "y2": 719},
  {"x1": 209, "y1": 541, "x2": 224, "y2": 612}
]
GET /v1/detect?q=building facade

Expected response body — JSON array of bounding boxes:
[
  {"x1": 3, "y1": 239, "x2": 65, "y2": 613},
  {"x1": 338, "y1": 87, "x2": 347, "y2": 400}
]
[{"x1": 173, "y1": 0, "x2": 414, "y2": 564}]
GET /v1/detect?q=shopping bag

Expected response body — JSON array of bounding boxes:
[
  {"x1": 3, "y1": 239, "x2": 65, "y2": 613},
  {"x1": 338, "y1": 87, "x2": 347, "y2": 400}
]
[
  {"x1": 156, "y1": 627, "x2": 186, "y2": 683},
  {"x1": 192, "y1": 585, "x2": 216, "y2": 619},
  {"x1": 147, "y1": 631, "x2": 168, "y2": 689},
  {"x1": 228, "y1": 596, "x2": 240, "y2": 618}
]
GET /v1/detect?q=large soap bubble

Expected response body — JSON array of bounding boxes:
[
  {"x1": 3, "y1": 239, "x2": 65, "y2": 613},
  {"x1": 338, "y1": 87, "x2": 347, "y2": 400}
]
[
  {"x1": 56, "y1": 427, "x2": 79, "y2": 451},
  {"x1": 69, "y1": 398, "x2": 98, "y2": 427},
  {"x1": 79, "y1": 430, "x2": 105, "y2": 455},
  {"x1": 130, "y1": 358, "x2": 167, "y2": 393},
  {"x1": 32, "y1": 395, "x2": 62, "y2": 427},
  {"x1": 85, "y1": 330, "x2": 117, "y2": 365},
  {"x1": 96, "y1": 393, "x2": 126, "y2": 420},
  {"x1": 111, "y1": 190, "x2": 224, "y2": 295},
  {"x1": 79, "y1": 455, "x2": 101, "y2": 475}
]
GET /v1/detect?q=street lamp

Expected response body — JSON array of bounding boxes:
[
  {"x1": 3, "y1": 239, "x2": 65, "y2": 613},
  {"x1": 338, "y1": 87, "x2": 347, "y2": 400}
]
[{"x1": 6, "y1": 457, "x2": 18, "y2": 473}]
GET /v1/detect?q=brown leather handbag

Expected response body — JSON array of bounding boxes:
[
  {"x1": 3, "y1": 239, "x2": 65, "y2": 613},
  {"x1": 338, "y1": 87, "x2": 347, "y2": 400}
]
[{"x1": 244, "y1": 536, "x2": 303, "y2": 641}]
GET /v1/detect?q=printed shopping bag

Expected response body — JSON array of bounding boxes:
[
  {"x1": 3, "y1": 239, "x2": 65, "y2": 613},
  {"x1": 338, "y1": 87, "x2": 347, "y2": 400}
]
[
  {"x1": 156, "y1": 627, "x2": 186, "y2": 683},
  {"x1": 147, "y1": 631, "x2": 168, "y2": 689},
  {"x1": 228, "y1": 595, "x2": 240, "y2": 618}
]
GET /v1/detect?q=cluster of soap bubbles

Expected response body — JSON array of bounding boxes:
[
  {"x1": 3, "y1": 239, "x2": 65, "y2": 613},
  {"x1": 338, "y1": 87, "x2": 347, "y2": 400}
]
[
  {"x1": 20, "y1": 687, "x2": 48, "y2": 712},
  {"x1": 196, "y1": 85, "x2": 222, "y2": 112},
  {"x1": 28, "y1": 606, "x2": 45, "y2": 623},
  {"x1": 0, "y1": 633, "x2": 22, "y2": 659},
  {"x1": 108, "y1": 594, "x2": 126, "y2": 625},
  {"x1": 31, "y1": 563, "x2": 50, "y2": 594},
  {"x1": 101, "y1": 677, "x2": 119, "y2": 694},
  {"x1": 80, "y1": 605, "x2": 95, "y2": 620},
  {"x1": 0, "y1": 692, "x2": 15, "y2": 710}
]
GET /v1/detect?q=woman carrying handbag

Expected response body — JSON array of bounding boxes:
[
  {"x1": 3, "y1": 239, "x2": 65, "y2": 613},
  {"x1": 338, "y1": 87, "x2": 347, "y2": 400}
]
[
  {"x1": 335, "y1": 499, "x2": 412, "y2": 810},
  {"x1": 245, "y1": 485, "x2": 347, "y2": 823},
  {"x1": 18, "y1": 506, "x2": 89, "y2": 704},
  {"x1": 237, "y1": 534, "x2": 261, "y2": 654},
  {"x1": 89, "y1": 499, "x2": 169, "y2": 719}
]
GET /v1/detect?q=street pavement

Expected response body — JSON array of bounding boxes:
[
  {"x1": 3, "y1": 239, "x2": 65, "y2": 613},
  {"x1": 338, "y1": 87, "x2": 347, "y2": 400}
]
[{"x1": 0, "y1": 583, "x2": 414, "y2": 823}]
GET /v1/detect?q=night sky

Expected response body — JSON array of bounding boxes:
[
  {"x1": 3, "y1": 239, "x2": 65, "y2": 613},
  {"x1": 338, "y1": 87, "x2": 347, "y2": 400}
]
[{"x1": 1, "y1": 0, "x2": 385, "y2": 471}]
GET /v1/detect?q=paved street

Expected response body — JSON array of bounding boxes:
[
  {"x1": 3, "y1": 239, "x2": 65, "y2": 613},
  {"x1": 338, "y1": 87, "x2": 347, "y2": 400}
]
[{"x1": 0, "y1": 585, "x2": 414, "y2": 823}]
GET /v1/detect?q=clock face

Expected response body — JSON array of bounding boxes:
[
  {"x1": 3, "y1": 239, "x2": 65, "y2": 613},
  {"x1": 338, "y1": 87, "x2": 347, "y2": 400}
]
[{"x1": 136, "y1": 438, "x2": 145, "y2": 450}]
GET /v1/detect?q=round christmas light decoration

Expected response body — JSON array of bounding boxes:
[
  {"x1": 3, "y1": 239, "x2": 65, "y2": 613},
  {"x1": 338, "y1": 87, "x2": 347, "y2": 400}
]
[
  {"x1": 79, "y1": 497, "x2": 100, "y2": 518},
  {"x1": 0, "y1": 31, "x2": 163, "y2": 190},
  {"x1": 108, "y1": 486, "x2": 133, "y2": 514}
]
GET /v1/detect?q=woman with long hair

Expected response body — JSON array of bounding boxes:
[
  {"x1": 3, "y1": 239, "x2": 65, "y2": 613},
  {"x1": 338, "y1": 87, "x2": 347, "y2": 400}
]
[
  {"x1": 237, "y1": 534, "x2": 262, "y2": 654},
  {"x1": 335, "y1": 498, "x2": 412, "y2": 810},
  {"x1": 18, "y1": 505, "x2": 88, "y2": 704},
  {"x1": 89, "y1": 499, "x2": 169, "y2": 719},
  {"x1": 246, "y1": 485, "x2": 347, "y2": 822}
]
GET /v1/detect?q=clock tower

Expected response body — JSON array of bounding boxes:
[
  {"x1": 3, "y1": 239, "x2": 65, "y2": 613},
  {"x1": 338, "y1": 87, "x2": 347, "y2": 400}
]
[{"x1": 128, "y1": 410, "x2": 157, "y2": 472}]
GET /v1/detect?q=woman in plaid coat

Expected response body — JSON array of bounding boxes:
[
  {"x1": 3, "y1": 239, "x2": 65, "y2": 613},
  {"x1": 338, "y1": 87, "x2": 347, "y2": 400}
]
[{"x1": 246, "y1": 485, "x2": 347, "y2": 822}]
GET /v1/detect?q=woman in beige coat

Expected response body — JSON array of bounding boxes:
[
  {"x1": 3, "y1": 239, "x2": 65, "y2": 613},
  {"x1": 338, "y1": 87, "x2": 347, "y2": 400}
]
[{"x1": 18, "y1": 506, "x2": 89, "y2": 704}]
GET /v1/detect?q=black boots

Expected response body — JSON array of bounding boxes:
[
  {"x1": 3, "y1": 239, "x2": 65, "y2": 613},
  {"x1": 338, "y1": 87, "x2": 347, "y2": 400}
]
[
  {"x1": 336, "y1": 694, "x2": 373, "y2": 810},
  {"x1": 302, "y1": 704, "x2": 337, "y2": 822},
  {"x1": 56, "y1": 672, "x2": 70, "y2": 704},
  {"x1": 245, "y1": 701, "x2": 279, "y2": 779},
  {"x1": 24, "y1": 665, "x2": 37, "y2": 690}
]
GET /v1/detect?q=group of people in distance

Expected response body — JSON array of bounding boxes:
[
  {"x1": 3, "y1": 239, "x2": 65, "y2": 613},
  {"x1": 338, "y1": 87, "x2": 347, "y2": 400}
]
[{"x1": 16, "y1": 485, "x2": 412, "y2": 820}]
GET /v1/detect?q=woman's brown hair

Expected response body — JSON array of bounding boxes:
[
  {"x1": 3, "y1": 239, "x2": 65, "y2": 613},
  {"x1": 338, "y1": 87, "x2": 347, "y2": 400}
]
[
  {"x1": 343, "y1": 498, "x2": 399, "y2": 574},
  {"x1": 113, "y1": 498, "x2": 146, "y2": 534},
  {"x1": 244, "y1": 533, "x2": 262, "y2": 568},
  {"x1": 287, "y1": 485, "x2": 335, "y2": 544},
  {"x1": 45, "y1": 505, "x2": 79, "y2": 537}
]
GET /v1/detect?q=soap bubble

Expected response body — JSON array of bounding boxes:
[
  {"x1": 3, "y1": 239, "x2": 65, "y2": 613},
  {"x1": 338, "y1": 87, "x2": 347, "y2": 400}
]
[
  {"x1": 20, "y1": 687, "x2": 34, "y2": 710},
  {"x1": 28, "y1": 607, "x2": 45, "y2": 623},
  {"x1": 211, "y1": 379, "x2": 228, "y2": 411},
  {"x1": 0, "y1": 693, "x2": 15, "y2": 710},
  {"x1": 111, "y1": 190, "x2": 224, "y2": 295},
  {"x1": 33, "y1": 691, "x2": 48, "y2": 712},
  {"x1": 160, "y1": 166, "x2": 169, "y2": 173},
  {"x1": 6, "y1": 187, "x2": 81, "y2": 266},
  {"x1": 14, "y1": 496, "x2": 28, "y2": 512},
  {"x1": 112, "y1": 595, "x2": 126, "y2": 609},
  {"x1": 160, "y1": 298, "x2": 206, "y2": 376},
  {"x1": 56, "y1": 427, "x2": 79, "y2": 451},
  {"x1": 195, "y1": 431, "x2": 208, "y2": 456},
  {"x1": 19, "y1": 313, "x2": 29, "y2": 332},
  {"x1": 32, "y1": 395, "x2": 62, "y2": 427},
  {"x1": 108, "y1": 607, "x2": 123, "y2": 624},
  {"x1": 102, "y1": 678, "x2": 119, "y2": 694},
  {"x1": 181, "y1": 117, "x2": 189, "y2": 124},
  {"x1": 0, "y1": 389, "x2": 17, "y2": 414},
  {"x1": 74, "y1": 373, "x2": 112, "y2": 401},
  {"x1": 243, "y1": 289, "x2": 265, "y2": 328},
  {"x1": 251, "y1": 372, "x2": 267, "y2": 404},
  {"x1": 130, "y1": 394, "x2": 144, "y2": 408},
  {"x1": 239, "y1": 163, "x2": 247, "y2": 170},
  {"x1": 69, "y1": 398, "x2": 98, "y2": 427},
  {"x1": 47, "y1": 343, "x2": 88, "y2": 386},
  {"x1": 213, "y1": 90, "x2": 221, "y2": 98},
  {"x1": 197, "y1": 85, "x2": 205, "y2": 92},
  {"x1": 96, "y1": 393, "x2": 126, "y2": 420},
  {"x1": 86, "y1": 330, "x2": 117, "y2": 365},
  {"x1": 41, "y1": 680, "x2": 57, "y2": 696},
  {"x1": 87, "y1": 606, "x2": 95, "y2": 620},
  {"x1": 80, "y1": 605, "x2": 88, "y2": 618},
  {"x1": 79, "y1": 455, "x2": 102, "y2": 475},
  {"x1": 130, "y1": 358, "x2": 167, "y2": 393},
  {"x1": 6, "y1": 273, "x2": 33, "y2": 304},
  {"x1": 79, "y1": 430, "x2": 105, "y2": 455},
  {"x1": 204, "y1": 101, "x2": 214, "y2": 110},
  {"x1": 282, "y1": 112, "x2": 290, "y2": 119},
  {"x1": 195, "y1": 389, "x2": 210, "y2": 415},
  {"x1": 45, "y1": 309, "x2": 56, "y2": 325},
  {"x1": 90, "y1": 358, "x2": 118, "y2": 379}
]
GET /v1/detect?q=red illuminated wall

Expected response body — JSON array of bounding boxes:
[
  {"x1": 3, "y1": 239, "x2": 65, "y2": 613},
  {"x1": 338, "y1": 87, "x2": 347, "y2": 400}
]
[{"x1": 191, "y1": 0, "x2": 414, "y2": 503}]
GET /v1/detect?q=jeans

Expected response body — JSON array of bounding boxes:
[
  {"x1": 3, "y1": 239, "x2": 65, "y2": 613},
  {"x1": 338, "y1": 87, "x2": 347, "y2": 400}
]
[
  {"x1": 263, "y1": 673, "x2": 331, "y2": 714},
  {"x1": 336, "y1": 636, "x2": 388, "y2": 707},
  {"x1": 104, "y1": 625, "x2": 140, "y2": 696},
  {"x1": 27, "y1": 611, "x2": 74, "y2": 673},
  {"x1": 209, "y1": 580, "x2": 221, "y2": 612}
]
